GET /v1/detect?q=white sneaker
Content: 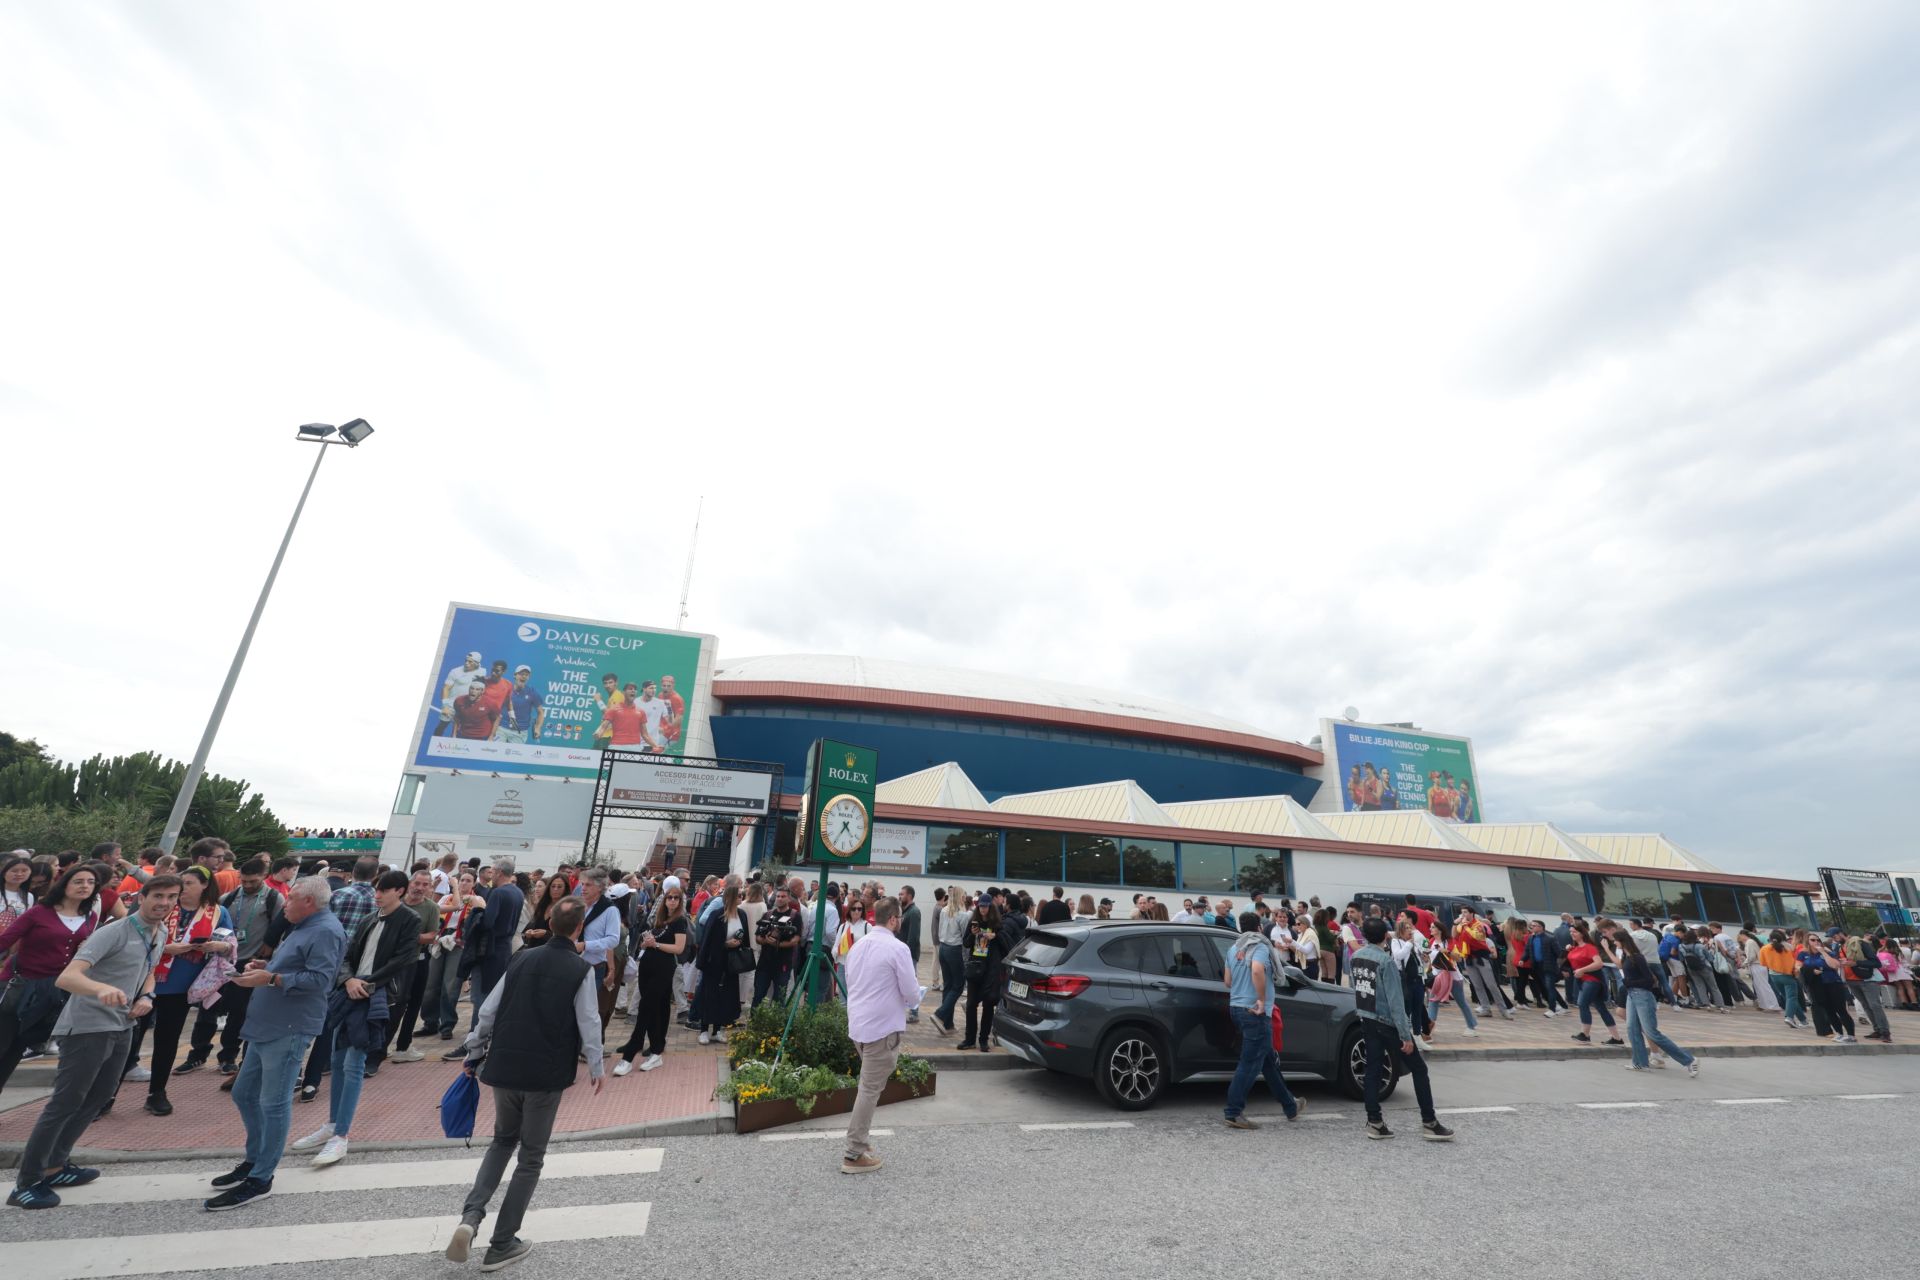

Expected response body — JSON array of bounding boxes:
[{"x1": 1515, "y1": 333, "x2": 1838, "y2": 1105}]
[
  {"x1": 291, "y1": 1124, "x2": 335, "y2": 1152},
  {"x1": 123, "y1": 1065, "x2": 152, "y2": 1082},
  {"x1": 389, "y1": 1049, "x2": 426, "y2": 1064},
  {"x1": 697, "y1": 1031, "x2": 711, "y2": 1045},
  {"x1": 1685, "y1": 1061, "x2": 1699, "y2": 1078},
  {"x1": 1650, "y1": 1054, "x2": 1668, "y2": 1069},
  {"x1": 1624, "y1": 1062, "x2": 1649, "y2": 1071},
  {"x1": 613, "y1": 1060, "x2": 634, "y2": 1078},
  {"x1": 311, "y1": 1135, "x2": 349, "y2": 1167},
  {"x1": 1460, "y1": 1027, "x2": 1479, "y2": 1037},
  {"x1": 639, "y1": 1054, "x2": 662, "y2": 1072},
  {"x1": 1474, "y1": 1006, "x2": 1488, "y2": 1016}
]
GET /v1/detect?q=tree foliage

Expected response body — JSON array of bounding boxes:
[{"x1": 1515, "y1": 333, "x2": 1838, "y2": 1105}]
[
  {"x1": 1237, "y1": 852, "x2": 1290, "y2": 897},
  {"x1": 0, "y1": 739, "x2": 288, "y2": 856}
]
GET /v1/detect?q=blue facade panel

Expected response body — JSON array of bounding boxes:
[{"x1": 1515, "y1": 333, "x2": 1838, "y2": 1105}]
[{"x1": 708, "y1": 713, "x2": 1321, "y2": 807}]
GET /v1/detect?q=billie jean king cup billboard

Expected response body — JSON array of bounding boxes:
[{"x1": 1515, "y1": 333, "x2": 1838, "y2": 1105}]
[
  {"x1": 1331, "y1": 723, "x2": 1482, "y2": 821},
  {"x1": 410, "y1": 603, "x2": 713, "y2": 780}
]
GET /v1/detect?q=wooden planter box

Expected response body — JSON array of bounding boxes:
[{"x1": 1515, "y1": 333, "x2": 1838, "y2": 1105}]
[{"x1": 733, "y1": 1073, "x2": 937, "y2": 1135}]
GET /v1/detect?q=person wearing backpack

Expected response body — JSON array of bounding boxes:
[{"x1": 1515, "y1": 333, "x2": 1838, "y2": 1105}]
[
  {"x1": 1841, "y1": 932, "x2": 1894, "y2": 1042},
  {"x1": 1349, "y1": 917, "x2": 1451, "y2": 1142}
]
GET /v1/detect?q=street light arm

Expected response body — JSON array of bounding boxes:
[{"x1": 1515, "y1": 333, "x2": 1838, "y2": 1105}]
[{"x1": 159, "y1": 441, "x2": 331, "y2": 853}]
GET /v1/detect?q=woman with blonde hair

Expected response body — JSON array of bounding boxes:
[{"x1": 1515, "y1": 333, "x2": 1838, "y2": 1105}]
[{"x1": 932, "y1": 886, "x2": 969, "y2": 1033}]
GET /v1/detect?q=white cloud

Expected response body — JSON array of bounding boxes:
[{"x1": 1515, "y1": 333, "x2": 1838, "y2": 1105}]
[{"x1": 4, "y1": 3, "x2": 1916, "y2": 880}]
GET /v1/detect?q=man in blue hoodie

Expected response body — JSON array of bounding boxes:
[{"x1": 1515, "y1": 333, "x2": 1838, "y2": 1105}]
[{"x1": 1348, "y1": 917, "x2": 1452, "y2": 1142}]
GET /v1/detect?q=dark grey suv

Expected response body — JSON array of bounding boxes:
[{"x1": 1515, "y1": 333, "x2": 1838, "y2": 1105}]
[{"x1": 994, "y1": 921, "x2": 1398, "y2": 1110}]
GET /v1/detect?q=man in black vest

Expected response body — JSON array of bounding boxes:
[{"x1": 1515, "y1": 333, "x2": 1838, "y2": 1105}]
[{"x1": 447, "y1": 896, "x2": 604, "y2": 1272}]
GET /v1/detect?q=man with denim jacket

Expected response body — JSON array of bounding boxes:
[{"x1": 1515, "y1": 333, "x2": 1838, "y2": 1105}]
[
  {"x1": 1350, "y1": 917, "x2": 1452, "y2": 1141},
  {"x1": 1221, "y1": 912, "x2": 1300, "y2": 1129}
]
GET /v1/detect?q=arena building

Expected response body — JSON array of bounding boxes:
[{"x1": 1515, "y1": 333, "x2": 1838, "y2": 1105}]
[{"x1": 386, "y1": 650, "x2": 1818, "y2": 927}]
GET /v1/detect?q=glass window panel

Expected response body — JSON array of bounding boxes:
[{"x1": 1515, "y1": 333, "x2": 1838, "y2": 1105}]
[
  {"x1": 1622, "y1": 877, "x2": 1667, "y2": 920},
  {"x1": 1544, "y1": 871, "x2": 1589, "y2": 915},
  {"x1": 1235, "y1": 848, "x2": 1288, "y2": 897},
  {"x1": 1592, "y1": 876, "x2": 1631, "y2": 917},
  {"x1": 1163, "y1": 931, "x2": 1221, "y2": 980},
  {"x1": 1510, "y1": 869, "x2": 1551, "y2": 914},
  {"x1": 926, "y1": 826, "x2": 997, "y2": 879},
  {"x1": 1738, "y1": 890, "x2": 1780, "y2": 929},
  {"x1": 1064, "y1": 835, "x2": 1119, "y2": 885},
  {"x1": 1121, "y1": 840, "x2": 1175, "y2": 888},
  {"x1": 1179, "y1": 843, "x2": 1235, "y2": 893},
  {"x1": 1002, "y1": 829, "x2": 1061, "y2": 883},
  {"x1": 1777, "y1": 895, "x2": 1813, "y2": 929},
  {"x1": 1099, "y1": 935, "x2": 1171, "y2": 974},
  {"x1": 1696, "y1": 883, "x2": 1741, "y2": 924}
]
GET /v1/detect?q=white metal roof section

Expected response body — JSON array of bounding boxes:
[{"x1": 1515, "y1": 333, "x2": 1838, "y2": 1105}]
[
  {"x1": 1569, "y1": 833, "x2": 1722, "y2": 874},
  {"x1": 875, "y1": 762, "x2": 990, "y2": 811},
  {"x1": 1456, "y1": 823, "x2": 1603, "y2": 862},
  {"x1": 989, "y1": 780, "x2": 1180, "y2": 828},
  {"x1": 1316, "y1": 810, "x2": 1485, "y2": 852},
  {"x1": 1161, "y1": 795, "x2": 1339, "y2": 841},
  {"x1": 714, "y1": 654, "x2": 1293, "y2": 741}
]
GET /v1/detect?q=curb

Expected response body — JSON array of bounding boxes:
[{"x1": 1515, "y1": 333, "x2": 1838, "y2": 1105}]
[{"x1": 1423, "y1": 1041, "x2": 1920, "y2": 1063}]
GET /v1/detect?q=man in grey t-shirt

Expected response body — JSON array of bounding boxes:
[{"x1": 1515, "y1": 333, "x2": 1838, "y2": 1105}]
[{"x1": 10, "y1": 875, "x2": 180, "y2": 1209}]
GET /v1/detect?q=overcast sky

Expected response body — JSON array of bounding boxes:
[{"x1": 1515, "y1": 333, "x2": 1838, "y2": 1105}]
[{"x1": 5, "y1": 3, "x2": 1916, "y2": 879}]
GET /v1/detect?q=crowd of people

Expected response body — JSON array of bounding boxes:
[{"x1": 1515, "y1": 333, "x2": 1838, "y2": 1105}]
[
  {"x1": 4, "y1": 846, "x2": 1912, "y2": 1241},
  {"x1": 1111, "y1": 888, "x2": 1915, "y2": 1050},
  {"x1": 285, "y1": 828, "x2": 386, "y2": 840}
]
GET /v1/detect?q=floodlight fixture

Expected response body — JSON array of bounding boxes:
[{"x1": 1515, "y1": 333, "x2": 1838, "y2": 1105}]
[
  {"x1": 337, "y1": 418, "x2": 374, "y2": 446},
  {"x1": 297, "y1": 423, "x2": 336, "y2": 439}
]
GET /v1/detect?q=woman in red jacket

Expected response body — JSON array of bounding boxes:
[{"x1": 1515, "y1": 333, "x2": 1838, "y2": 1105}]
[{"x1": 0, "y1": 864, "x2": 100, "y2": 1092}]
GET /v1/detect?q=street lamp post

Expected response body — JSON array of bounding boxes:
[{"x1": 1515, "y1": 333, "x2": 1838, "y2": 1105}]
[{"x1": 158, "y1": 419, "x2": 374, "y2": 854}]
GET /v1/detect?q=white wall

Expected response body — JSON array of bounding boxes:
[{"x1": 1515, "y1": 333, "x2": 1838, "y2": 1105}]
[{"x1": 1290, "y1": 849, "x2": 1515, "y2": 913}]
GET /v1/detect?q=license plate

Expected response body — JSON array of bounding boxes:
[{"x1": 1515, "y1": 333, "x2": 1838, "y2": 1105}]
[{"x1": 1008, "y1": 981, "x2": 1029, "y2": 999}]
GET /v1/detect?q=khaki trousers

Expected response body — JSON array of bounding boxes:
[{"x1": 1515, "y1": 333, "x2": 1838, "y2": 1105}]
[{"x1": 843, "y1": 1031, "x2": 901, "y2": 1160}]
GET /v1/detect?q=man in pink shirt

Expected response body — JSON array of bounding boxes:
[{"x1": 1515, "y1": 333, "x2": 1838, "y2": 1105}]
[{"x1": 839, "y1": 895, "x2": 919, "y2": 1175}]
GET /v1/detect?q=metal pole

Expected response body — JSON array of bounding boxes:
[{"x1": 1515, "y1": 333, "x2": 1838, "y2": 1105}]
[{"x1": 159, "y1": 443, "x2": 330, "y2": 853}]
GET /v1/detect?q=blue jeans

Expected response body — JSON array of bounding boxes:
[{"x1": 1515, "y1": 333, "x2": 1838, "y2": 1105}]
[
  {"x1": 1224, "y1": 1006, "x2": 1297, "y2": 1120},
  {"x1": 1768, "y1": 972, "x2": 1803, "y2": 1022},
  {"x1": 233, "y1": 1033, "x2": 312, "y2": 1182},
  {"x1": 328, "y1": 1041, "x2": 369, "y2": 1137},
  {"x1": 1625, "y1": 989, "x2": 1693, "y2": 1068},
  {"x1": 1575, "y1": 980, "x2": 1616, "y2": 1030},
  {"x1": 1426, "y1": 979, "x2": 1479, "y2": 1030},
  {"x1": 934, "y1": 943, "x2": 965, "y2": 1027}
]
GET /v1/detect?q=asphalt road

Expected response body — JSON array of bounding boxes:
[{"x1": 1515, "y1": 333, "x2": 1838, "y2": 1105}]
[{"x1": 2, "y1": 1054, "x2": 1912, "y2": 1280}]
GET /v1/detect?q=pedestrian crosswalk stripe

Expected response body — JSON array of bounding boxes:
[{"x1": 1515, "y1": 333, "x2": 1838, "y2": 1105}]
[
  {"x1": 1712, "y1": 1097, "x2": 1785, "y2": 1105},
  {"x1": 1577, "y1": 1102, "x2": 1659, "y2": 1109},
  {"x1": 1018, "y1": 1121, "x2": 1136, "y2": 1131},
  {"x1": 1, "y1": 1201, "x2": 653, "y2": 1279},
  {"x1": 758, "y1": 1129, "x2": 892, "y2": 1142},
  {"x1": 1834, "y1": 1093, "x2": 1901, "y2": 1100},
  {"x1": 1434, "y1": 1106, "x2": 1516, "y2": 1114},
  {"x1": 53, "y1": 1148, "x2": 664, "y2": 1208}
]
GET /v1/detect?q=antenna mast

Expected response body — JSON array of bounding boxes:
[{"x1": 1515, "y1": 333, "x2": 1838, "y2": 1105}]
[{"x1": 676, "y1": 496, "x2": 703, "y2": 628}]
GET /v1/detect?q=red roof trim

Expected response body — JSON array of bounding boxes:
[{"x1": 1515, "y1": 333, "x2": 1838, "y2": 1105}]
[
  {"x1": 770, "y1": 793, "x2": 1816, "y2": 892},
  {"x1": 714, "y1": 680, "x2": 1323, "y2": 767}
]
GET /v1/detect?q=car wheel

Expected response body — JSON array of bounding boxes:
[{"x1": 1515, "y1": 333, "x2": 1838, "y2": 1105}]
[
  {"x1": 1337, "y1": 1029, "x2": 1397, "y2": 1101},
  {"x1": 1094, "y1": 1026, "x2": 1168, "y2": 1111}
]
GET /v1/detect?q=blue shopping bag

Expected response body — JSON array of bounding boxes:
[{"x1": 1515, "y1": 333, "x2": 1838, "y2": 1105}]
[{"x1": 440, "y1": 1069, "x2": 480, "y2": 1142}]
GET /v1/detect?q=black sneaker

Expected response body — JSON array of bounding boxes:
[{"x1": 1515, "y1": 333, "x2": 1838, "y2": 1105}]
[
  {"x1": 1224, "y1": 1115, "x2": 1259, "y2": 1130},
  {"x1": 210, "y1": 1162, "x2": 254, "y2": 1189},
  {"x1": 6, "y1": 1181, "x2": 60, "y2": 1209},
  {"x1": 481, "y1": 1238, "x2": 533, "y2": 1271},
  {"x1": 175, "y1": 1055, "x2": 208, "y2": 1075},
  {"x1": 145, "y1": 1093, "x2": 174, "y2": 1117},
  {"x1": 46, "y1": 1165, "x2": 100, "y2": 1188},
  {"x1": 203, "y1": 1179, "x2": 273, "y2": 1212},
  {"x1": 1421, "y1": 1120, "x2": 1455, "y2": 1141},
  {"x1": 217, "y1": 1060, "x2": 239, "y2": 1077},
  {"x1": 1365, "y1": 1119, "x2": 1394, "y2": 1139},
  {"x1": 298, "y1": 1084, "x2": 319, "y2": 1103},
  {"x1": 441, "y1": 1046, "x2": 467, "y2": 1062}
]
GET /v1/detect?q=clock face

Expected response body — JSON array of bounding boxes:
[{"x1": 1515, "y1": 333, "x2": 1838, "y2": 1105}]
[{"x1": 819, "y1": 794, "x2": 869, "y2": 857}]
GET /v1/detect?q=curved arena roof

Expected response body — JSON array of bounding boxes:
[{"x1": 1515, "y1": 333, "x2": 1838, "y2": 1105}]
[{"x1": 713, "y1": 654, "x2": 1320, "y2": 766}]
